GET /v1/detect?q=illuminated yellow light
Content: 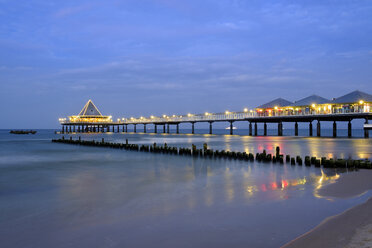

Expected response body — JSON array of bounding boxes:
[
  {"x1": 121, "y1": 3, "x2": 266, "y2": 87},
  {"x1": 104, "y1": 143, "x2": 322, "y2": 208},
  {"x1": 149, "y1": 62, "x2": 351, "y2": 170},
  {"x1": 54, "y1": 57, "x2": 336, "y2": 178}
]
[
  {"x1": 328, "y1": 105, "x2": 332, "y2": 110},
  {"x1": 187, "y1": 113, "x2": 192, "y2": 117},
  {"x1": 172, "y1": 115, "x2": 176, "y2": 117},
  {"x1": 244, "y1": 108, "x2": 248, "y2": 112},
  {"x1": 250, "y1": 110, "x2": 253, "y2": 113},
  {"x1": 163, "y1": 115, "x2": 167, "y2": 118},
  {"x1": 359, "y1": 100, "x2": 364, "y2": 104},
  {"x1": 150, "y1": 115, "x2": 154, "y2": 119},
  {"x1": 312, "y1": 104, "x2": 315, "y2": 108},
  {"x1": 205, "y1": 112, "x2": 209, "y2": 116},
  {"x1": 274, "y1": 106, "x2": 278, "y2": 110},
  {"x1": 225, "y1": 110, "x2": 229, "y2": 114}
]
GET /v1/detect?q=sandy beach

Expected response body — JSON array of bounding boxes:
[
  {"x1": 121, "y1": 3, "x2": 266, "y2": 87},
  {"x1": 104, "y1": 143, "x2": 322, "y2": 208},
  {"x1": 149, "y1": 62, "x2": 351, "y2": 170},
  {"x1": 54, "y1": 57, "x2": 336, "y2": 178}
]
[{"x1": 283, "y1": 170, "x2": 372, "y2": 248}]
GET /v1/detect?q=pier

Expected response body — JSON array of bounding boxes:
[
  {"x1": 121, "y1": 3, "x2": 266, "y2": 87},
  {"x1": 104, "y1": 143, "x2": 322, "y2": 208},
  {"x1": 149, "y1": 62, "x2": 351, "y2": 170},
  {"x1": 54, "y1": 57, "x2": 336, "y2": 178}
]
[{"x1": 59, "y1": 90, "x2": 372, "y2": 138}]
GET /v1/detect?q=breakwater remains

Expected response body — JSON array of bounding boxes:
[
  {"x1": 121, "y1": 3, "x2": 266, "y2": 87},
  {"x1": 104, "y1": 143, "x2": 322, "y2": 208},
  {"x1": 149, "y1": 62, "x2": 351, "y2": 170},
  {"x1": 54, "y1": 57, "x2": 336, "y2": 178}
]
[{"x1": 52, "y1": 137, "x2": 372, "y2": 169}]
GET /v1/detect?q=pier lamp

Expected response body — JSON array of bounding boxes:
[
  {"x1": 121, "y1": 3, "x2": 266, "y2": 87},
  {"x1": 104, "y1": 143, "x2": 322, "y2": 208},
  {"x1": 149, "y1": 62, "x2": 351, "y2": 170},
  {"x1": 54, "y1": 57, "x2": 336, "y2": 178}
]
[
  {"x1": 188, "y1": 113, "x2": 192, "y2": 117},
  {"x1": 225, "y1": 110, "x2": 229, "y2": 114},
  {"x1": 244, "y1": 108, "x2": 248, "y2": 112},
  {"x1": 117, "y1": 118, "x2": 120, "y2": 122},
  {"x1": 150, "y1": 116, "x2": 154, "y2": 119},
  {"x1": 205, "y1": 112, "x2": 209, "y2": 116},
  {"x1": 163, "y1": 115, "x2": 167, "y2": 118},
  {"x1": 311, "y1": 104, "x2": 316, "y2": 108},
  {"x1": 359, "y1": 100, "x2": 364, "y2": 105},
  {"x1": 274, "y1": 106, "x2": 278, "y2": 110}
]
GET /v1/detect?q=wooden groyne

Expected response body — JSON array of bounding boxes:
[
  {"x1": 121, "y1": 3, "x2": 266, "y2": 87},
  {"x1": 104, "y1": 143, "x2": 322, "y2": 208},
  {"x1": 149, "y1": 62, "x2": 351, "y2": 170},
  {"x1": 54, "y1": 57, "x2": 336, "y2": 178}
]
[{"x1": 52, "y1": 137, "x2": 372, "y2": 169}]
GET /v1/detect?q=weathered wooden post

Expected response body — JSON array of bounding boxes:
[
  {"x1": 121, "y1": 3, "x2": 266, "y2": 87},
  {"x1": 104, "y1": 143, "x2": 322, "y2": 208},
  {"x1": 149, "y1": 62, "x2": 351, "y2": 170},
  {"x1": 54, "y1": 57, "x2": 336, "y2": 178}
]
[{"x1": 295, "y1": 122, "x2": 298, "y2": 136}]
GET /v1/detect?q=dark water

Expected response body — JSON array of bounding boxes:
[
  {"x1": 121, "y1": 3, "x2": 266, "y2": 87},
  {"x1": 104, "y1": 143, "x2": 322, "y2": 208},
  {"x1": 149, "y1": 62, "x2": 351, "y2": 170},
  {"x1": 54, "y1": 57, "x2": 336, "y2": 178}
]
[{"x1": 0, "y1": 129, "x2": 371, "y2": 248}]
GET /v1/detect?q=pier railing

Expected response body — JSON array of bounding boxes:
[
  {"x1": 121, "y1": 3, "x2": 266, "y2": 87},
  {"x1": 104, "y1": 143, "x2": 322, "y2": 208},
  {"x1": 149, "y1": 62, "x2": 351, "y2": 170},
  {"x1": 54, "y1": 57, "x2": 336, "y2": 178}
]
[{"x1": 119, "y1": 108, "x2": 371, "y2": 124}]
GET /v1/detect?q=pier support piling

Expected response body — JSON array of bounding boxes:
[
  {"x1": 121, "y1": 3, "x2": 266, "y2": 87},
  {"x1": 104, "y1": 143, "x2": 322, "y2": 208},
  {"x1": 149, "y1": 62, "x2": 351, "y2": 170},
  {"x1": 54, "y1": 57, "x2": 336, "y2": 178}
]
[
  {"x1": 134, "y1": 124, "x2": 136, "y2": 133},
  {"x1": 348, "y1": 121, "x2": 352, "y2": 138},
  {"x1": 309, "y1": 122, "x2": 313, "y2": 136},
  {"x1": 264, "y1": 122, "x2": 267, "y2": 136},
  {"x1": 209, "y1": 122, "x2": 213, "y2": 135},
  {"x1": 163, "y1": 124, "x2": 166, "y2": 133},
  {"x1": 278, "y1": 122, "x2": 283, "y2": 136},
  {"x1": 191, "y1": 122, "x2": 195, "y2": 134},
  {"x1": 229, "y1": 121, "x2": 234, "y2": 135},
  {"x1": 167, "y1": 124, "x2": 170, "y2": 134},
  {"x1": 154, "y1": 124, "x2": 157, "y2": 133},
  {"x1": 365, "y1": 119, "x2": 369, "y2": 138},
  {"x1": 333, "y1": 121, "x2": 337, "y2": 138},
  {"x1": 254, "y1": 122, "x2": 257, "y2": 136},
  {"x1": 144, "y1": 124, "x2": 147, "y2": 133},
  {"x1": 249, "y1": 122, "x2": 252, "y2": 136},
  {"x1": 176, "y1": 124, "x2": 179, "y2": 134},
  {"x1": 295, "y1": 122, "x2": 298, "y2": 136},
  {"x1": 317, "y1": 121, "x2": 321, "y2": 137}
]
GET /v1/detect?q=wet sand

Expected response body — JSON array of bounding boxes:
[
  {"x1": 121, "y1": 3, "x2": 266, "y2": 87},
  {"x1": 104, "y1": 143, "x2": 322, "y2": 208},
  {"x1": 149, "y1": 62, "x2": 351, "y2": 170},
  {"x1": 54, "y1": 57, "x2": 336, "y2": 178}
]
[{"x1": 283, "y1": 170, "x2": 372, "y2": 248}]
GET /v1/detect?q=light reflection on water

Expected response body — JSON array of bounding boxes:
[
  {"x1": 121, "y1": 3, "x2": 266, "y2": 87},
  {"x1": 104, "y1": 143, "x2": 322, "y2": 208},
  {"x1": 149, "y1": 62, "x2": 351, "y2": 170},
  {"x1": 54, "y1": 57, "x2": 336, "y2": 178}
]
[{"x1": 0, "y1": 130, "x2": 371, "y2": 248}]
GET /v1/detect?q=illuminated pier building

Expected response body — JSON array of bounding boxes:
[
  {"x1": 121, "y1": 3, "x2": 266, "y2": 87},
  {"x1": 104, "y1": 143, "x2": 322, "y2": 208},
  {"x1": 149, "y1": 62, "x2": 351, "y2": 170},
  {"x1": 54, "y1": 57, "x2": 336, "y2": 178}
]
[{"x1": 60, "y1": 90, "x2": 372, "y2": 137}]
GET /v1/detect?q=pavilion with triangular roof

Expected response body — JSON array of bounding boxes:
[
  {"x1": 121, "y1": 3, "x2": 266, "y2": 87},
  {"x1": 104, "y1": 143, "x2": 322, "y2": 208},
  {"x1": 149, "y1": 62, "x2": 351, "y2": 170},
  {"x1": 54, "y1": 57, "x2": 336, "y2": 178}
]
[{"x1": 68, "y1": 100, "x2": 112, "y2": 123}]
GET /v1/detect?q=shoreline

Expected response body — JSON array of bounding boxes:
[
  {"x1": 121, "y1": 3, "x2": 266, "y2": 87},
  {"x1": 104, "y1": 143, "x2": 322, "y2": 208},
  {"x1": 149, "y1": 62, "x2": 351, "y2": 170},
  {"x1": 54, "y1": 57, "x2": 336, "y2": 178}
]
[{"x1": 282, "y1": 170, "x2": 372, "y2": 248}]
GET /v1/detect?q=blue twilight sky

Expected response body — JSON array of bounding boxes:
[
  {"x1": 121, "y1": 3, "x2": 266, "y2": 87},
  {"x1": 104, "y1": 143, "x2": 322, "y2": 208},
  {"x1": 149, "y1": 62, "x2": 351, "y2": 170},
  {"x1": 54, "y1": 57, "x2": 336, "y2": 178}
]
[{"x1": 0, "y1": 0, "x2": 372, "y2": 128}]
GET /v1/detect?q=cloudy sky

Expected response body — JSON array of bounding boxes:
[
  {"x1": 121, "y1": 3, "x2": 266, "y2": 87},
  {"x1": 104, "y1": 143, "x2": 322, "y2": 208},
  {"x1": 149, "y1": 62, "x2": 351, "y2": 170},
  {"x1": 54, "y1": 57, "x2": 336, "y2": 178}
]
[{"x1": 0, "y1": 0, "x2": 371, "y2": 128}]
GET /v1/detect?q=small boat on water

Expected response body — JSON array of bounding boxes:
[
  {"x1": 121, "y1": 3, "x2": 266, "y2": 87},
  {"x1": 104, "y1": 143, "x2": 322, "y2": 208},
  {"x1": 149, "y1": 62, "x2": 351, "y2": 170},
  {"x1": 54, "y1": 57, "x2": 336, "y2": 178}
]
[{"x1": 9, "y1": 130, "x2": 37, "y2": 134}]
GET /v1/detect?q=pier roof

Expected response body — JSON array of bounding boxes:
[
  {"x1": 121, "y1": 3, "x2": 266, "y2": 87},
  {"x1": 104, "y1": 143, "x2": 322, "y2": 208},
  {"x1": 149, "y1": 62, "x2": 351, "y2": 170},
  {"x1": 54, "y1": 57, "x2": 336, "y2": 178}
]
[
  {"x1": 290, "y1": 95, "x2": 330, "y2": 107},
  {"x1": 256, "y1": 98, "x2": 293, "y2": 109},
  {"x1": 331, "y1": 90, "x2": 372, "y2": 104},
  {"x1": 78, "y1": 100, "x2": 103, "y2": 116}
]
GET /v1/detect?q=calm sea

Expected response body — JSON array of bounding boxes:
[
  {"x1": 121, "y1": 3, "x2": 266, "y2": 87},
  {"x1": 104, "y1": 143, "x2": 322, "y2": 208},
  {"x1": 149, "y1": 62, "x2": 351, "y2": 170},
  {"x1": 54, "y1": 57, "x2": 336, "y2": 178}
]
[{"x1": 0, "y1": 129, "x2": 371, "y2": 248}]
